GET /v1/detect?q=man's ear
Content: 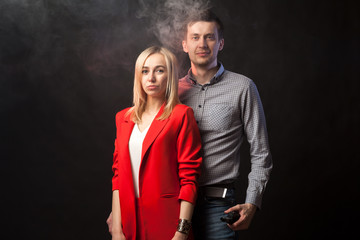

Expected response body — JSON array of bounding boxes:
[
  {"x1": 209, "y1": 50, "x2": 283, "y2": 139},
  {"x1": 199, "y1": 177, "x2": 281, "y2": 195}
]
[
  {"x1": 182, "y1": 40, "x2": 188, "y2": 53},
  {"x1": 219, "y1": 38, "x2": 224, "y2": 51}
]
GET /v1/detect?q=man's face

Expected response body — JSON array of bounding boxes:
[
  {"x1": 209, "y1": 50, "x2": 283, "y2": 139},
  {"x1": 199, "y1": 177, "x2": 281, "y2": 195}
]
[{"x1": 182, "y1": 21, "x2": 224, "y2": 69}]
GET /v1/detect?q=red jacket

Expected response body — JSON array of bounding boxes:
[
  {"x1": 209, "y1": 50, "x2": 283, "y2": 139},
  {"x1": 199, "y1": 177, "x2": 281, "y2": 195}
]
[{"x1": 112, "y1": 104, "x2": 202, "y2": 240}]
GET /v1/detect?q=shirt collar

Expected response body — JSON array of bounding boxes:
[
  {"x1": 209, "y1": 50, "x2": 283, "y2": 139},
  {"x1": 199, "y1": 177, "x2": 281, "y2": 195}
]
[{"x1": 187, "y1": 62, "x2": 225, "y2": 85}]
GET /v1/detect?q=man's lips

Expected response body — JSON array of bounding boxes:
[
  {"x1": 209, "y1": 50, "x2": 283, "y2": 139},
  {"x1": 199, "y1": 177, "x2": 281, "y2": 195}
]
[{"x1": 196, "y1": 51, "x2": 210, "y2": 56}]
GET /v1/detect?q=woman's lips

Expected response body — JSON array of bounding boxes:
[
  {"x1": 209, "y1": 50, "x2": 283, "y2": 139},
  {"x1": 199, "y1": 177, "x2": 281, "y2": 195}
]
[{"x1": 147, "y1": 85, "x2": 158, "y2": 90}]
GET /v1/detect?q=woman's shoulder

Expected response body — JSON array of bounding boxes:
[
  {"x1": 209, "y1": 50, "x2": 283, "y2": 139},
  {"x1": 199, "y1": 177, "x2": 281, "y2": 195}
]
[
  {"x1": 115, "y1": 107, "x2": 133, "y2": 122},
  {"x1": 173, "y1": 104, "x2": 192, "y2": 112},
  {"x1": 172, "y1": 104, "x2": 194, "y2": 117}
]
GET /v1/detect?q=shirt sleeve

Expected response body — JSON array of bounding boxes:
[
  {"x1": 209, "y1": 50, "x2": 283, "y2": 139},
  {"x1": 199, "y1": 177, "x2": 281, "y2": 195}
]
[
  {"x1": 242, "y1": 80, "x2": 273, "y2": 209},
  {"x1": 177, "y1": 107, "x2": 203, "y2": 204}
]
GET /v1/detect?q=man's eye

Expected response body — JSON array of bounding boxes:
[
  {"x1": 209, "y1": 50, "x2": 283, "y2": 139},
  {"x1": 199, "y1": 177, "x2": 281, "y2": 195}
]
[{"x1": 192, "y1": 36, "x2": 199, "y2": 40}]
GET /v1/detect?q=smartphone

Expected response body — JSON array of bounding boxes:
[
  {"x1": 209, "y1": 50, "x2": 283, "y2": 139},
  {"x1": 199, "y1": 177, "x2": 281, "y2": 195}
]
[{"x1": 220, "y1": 211, "x2": 240, "y2": 224}]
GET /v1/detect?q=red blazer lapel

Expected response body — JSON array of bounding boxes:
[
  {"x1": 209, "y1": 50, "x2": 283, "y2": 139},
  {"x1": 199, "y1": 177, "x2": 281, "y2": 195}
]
[
  {"x1": 121, "y1": 112, "x2": 135, "y2": 140},
  {"x1": 117, "y1": 111, "x2": 136, "y2": 191},
  {"x1": 141, "y1": 105, "x2": 169, "y2": 161}
]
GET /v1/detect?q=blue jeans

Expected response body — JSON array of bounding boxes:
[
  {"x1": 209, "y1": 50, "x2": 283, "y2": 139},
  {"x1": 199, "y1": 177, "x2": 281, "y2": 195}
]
[{"x1": 192, "y1": 188, "x2": 238, "y2": 240}]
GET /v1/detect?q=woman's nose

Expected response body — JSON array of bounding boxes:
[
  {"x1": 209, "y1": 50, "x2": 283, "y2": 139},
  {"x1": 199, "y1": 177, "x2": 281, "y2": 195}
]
[{"x1": 147, "y1": 72, "x2": 155, "y2": 82}]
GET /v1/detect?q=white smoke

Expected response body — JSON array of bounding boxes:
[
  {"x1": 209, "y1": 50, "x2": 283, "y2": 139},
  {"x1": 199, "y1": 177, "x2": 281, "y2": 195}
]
[
  {"x1": 0, "y1": 0, "x2": 213, "y2": 77},
  {"x1": 136, "y1": 0, "x2": 212, "y2": 52}
]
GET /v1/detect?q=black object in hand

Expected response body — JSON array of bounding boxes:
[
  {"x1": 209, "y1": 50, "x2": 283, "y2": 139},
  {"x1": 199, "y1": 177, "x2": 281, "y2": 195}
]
[{"x1": 220, "y1": 211, "x2": 240, "y2": 224}]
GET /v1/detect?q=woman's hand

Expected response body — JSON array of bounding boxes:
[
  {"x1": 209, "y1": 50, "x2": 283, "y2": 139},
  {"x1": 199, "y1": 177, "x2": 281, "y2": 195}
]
[
  {"x1": 112, "y1": 232, "x2": 126, "y2": 240},
  {"x1": 171, "y1": 231, "x2": 188, "y2": 240},
  {"x1": 106, "y1": 212, "x2": 113, "y2": 234}
]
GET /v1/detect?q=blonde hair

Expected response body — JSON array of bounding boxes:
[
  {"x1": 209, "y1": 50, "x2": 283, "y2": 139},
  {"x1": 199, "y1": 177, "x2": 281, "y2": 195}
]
[{"x1": 129, "y1": 46, "x2": 180, "y2": 123}]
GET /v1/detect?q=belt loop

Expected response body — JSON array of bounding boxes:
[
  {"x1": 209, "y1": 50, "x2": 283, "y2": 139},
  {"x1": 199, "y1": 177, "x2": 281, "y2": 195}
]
[{"x1": 222, "y1": 188, "x2": 227, "y2": 198}]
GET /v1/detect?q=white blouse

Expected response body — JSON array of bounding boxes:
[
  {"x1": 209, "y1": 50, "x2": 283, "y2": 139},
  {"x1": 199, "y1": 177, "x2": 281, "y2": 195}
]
[{"x1": 128, "y1": 123, "x2": 150, "y2": 197}]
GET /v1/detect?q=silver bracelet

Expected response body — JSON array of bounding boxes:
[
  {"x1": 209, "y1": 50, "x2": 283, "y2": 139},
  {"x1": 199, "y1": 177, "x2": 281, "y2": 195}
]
[{"x1": 177, "y1": 218, "x2": 192, "y2": 235}]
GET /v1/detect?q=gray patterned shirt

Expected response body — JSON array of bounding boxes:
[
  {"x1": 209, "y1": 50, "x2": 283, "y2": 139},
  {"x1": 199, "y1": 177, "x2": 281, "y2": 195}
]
[{"x1": 178, "y1": 63, "x2": 272, "y2": 208}]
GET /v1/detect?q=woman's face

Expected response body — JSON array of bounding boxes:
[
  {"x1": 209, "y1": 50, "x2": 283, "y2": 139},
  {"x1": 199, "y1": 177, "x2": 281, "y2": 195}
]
[{"x1": 141, "y1": 53, "x2": 168, "y2": 100}]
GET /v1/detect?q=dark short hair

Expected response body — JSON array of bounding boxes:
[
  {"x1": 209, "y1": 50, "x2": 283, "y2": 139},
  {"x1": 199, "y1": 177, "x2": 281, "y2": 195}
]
[{"x1": 184, "y1": 10, "x2": 224, "y2": 40}]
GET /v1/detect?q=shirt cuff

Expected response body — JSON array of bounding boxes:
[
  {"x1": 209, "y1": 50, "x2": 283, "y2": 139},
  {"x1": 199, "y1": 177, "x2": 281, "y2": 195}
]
[{"x1": 245, "y1": 190, "x2": 263, "y2": 210}]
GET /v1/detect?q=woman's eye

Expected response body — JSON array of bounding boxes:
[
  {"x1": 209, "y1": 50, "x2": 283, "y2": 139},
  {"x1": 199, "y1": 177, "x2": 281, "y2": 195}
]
[
  {"x1": 142, "y1": 70, "x2": 148, "y2": 74},
  {"x1": 157, "y1": 69, "x2": 164, "y2": 73}
]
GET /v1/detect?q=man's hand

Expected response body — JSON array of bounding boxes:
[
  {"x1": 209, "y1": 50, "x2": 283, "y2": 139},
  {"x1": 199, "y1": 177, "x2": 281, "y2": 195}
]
[
  {"x1": 224, "y1": 203, "x2": 257, "y2": 231},
  {"x1": 106, "y1": 212, "x2": 113, "y2": 234}
]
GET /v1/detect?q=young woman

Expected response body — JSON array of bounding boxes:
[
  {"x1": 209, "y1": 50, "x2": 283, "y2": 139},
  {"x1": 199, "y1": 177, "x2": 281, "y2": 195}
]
[{"x1": 111, "y1": 46, "x2": 202, "y2": 240}]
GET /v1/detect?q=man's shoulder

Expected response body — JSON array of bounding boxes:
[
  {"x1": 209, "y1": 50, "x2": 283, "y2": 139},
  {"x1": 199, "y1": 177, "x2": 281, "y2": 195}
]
[
  {"x1": 223, "y1": 70, "x2": 262, "y2": 98},
  {"x1": 179, "y1": 75, "x2": 189, "y2": 85},
  {"x1": 179, "y1": 75, "x2": 187, "y2": 81},
  {"x1": 223, "y1": 70, "x2": 252, "y2": 85},
  {"x1": 178, "y1": 75, "x2": 194, "y2": 95}
]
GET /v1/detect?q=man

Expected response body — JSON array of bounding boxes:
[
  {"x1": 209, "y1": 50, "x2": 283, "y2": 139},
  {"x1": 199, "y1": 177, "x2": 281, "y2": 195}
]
[
  {"x1": 178, "y1": 10, "x2": 272, "y2": 239},
  {"x1": 107, "y1": 10, "x2": 272, "y2": 240}
]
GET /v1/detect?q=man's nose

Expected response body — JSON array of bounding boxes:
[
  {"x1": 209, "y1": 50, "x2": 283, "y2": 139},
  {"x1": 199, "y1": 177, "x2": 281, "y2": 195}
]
[{"x1": 199, "y1": 37, "x2": 208, "y2": 48}]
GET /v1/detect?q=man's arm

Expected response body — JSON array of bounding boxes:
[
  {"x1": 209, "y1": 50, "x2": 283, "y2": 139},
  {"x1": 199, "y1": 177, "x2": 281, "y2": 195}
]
[
  {"x1": 225, "y1": 80, "x2": 272, "y2": 230},
  {"x1": 242, "y1": 80, "x2": 273, "y2": 209}
]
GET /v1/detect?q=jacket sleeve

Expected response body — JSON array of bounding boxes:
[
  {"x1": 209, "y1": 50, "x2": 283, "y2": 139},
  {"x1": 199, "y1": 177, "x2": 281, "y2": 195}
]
[
  {"x1": 177, "y1": 107, "x2": 203, "y2": 204},
  {"x1": 112, "y1": 139, "x2": 120, "y2": 191},
  {"x1": 112, "y1": 111, "x2": 123, "y2": 191}
]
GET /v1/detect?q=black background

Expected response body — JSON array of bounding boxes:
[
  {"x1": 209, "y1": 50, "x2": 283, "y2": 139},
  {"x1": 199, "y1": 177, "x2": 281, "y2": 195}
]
[{"x1": 1, "y1": 0, "x2": 359, "y2": 239}]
